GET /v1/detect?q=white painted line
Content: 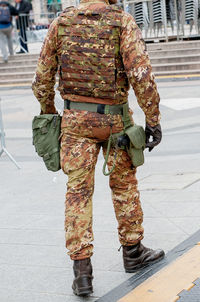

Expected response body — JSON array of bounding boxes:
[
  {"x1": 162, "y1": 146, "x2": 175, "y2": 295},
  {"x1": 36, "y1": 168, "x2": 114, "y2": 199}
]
[
  {"x1": 138, "y1": 173, "x2": 200, "y2": 190},
  {"x1": 160, "y1": 98, "x2": 200, "y2": 110}
]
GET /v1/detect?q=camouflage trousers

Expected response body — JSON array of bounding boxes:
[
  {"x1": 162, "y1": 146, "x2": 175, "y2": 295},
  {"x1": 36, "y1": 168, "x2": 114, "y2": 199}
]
[{"x1": 60, "y1": 108, "x2": 144, "y2": 260}]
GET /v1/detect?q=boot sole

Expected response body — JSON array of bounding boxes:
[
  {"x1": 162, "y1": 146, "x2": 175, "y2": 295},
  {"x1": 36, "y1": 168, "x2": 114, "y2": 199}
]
[
  {"x1": 72, "y1": 284, "x2": 93, "y2": 297},
  {"x1": 125, "y1": 254, "x2": 165, "y2": 273}
]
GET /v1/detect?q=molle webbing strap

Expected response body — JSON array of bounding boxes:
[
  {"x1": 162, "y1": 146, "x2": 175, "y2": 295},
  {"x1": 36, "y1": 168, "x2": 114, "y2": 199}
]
[{"x1": 122, "y1": 103, "x2": 133, "y2": 129}]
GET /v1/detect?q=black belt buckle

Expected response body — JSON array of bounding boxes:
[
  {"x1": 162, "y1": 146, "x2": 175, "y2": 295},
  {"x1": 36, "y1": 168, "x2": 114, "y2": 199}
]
[
  {"x1": 97, "y1": 104, "x2": 105, "y2": 114},
  {"x1": 65, "y1": 100, "x2": 70, "y2": 110},
  {"x1": 67, "y1": 100, "x2": 70, "y2": 110}
]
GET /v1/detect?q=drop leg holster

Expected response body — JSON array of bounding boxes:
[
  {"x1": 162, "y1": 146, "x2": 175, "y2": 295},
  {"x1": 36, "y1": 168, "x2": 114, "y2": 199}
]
[{"x1": 103, "y1": 103, "x2": 146, "y2": 176}]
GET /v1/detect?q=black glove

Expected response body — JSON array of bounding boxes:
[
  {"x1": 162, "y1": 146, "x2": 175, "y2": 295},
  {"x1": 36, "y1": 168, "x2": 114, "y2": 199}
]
[{"x1": 145, "y1": 123, "x2": 162, "y2": 152}]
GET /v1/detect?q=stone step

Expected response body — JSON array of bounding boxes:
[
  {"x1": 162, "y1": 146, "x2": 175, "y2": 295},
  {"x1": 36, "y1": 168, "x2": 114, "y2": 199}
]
[
  {"x1": 147, "y1": 41, "x2": 200, "y2": 51},
  {"x1": 0, "y1": 51, "x2": 199, "y2": 69},
  {"x1": 3, "y1": 59, "x2": 200, "y2": 73},
  {"x1": 0, "y1": 72, "x2": 34, "y2": 80},
  {"x1": 0, "y1": 42, "x2": 198, "y2": 60},
  {"x1": 0, "y1": 39, "x2": 200, "y2": 86},
  {"x1": 0, "y1": 78, "x2": 33, "y2": 86},
  {"x1": 152, "y1": 61, "x2": 200, "y2": 72},
  {"x1": 0, "y1": 65, "x2": 36, "y2": 73},
  {"x1": 0, "y1": 54, "x2": 39, "y2": 62},
  {"x1": 154, "y1": 69, "x2": 200, "y2": 76},
  {"x1": 0, "y1": 46, "x2": 199, "y2": 66},
  {"x1": 0, "y1": 59, "x2": 38, "y2": 67},
  {"x1": 1, "y1": 61, "x2": 200, "y2": 81},
  {"x1": 0, "y1": 55, "x2": 199, "y2": 71},
  {"x1": 150, "y1": 54, "x2": 200, "y2": 64},
  {"x1": 0, "y1": 69, "x2": 200, "y2": 86},
  {"x1": 0, "y1": 70, "x2": 199, "y2": 86},
  {"x1": 148, "y1": 48, "x2": 200, "y2": 57}
]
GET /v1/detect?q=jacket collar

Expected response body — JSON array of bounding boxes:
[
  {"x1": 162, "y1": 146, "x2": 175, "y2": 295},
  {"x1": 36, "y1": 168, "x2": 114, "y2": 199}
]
[{"x1": 80, "y1": 0, "x2": 110, "y2": 5}]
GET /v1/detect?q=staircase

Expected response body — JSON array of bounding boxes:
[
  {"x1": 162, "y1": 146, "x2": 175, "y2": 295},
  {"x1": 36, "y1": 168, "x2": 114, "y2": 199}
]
[
  {"x1": 0, "y1": 40, "x2": 200, "y2": 87},
  {"x1": 148, "y1": 40, "x2": 200, "y2": 77},
  {"x1": 0, "y1": 54, "x2": 38, "y2": 86}
]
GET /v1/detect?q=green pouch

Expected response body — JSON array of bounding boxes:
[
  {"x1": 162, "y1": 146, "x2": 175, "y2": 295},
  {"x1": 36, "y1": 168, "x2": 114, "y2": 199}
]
[
  {"x1": 32, "y1": 114, "x2": 62, "y2": 172},
  {"x1": 125, "y1": 124, "x2": 146, "y2": 168}
]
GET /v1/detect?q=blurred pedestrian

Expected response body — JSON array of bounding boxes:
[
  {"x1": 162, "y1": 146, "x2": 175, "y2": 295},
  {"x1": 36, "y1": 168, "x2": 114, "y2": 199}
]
[
  {"x1": 0, "y1": 1, "x2": 18, "y2": 63},
  {"x1": 15, "y1": 0, "x2": 32, "y2": 53}
]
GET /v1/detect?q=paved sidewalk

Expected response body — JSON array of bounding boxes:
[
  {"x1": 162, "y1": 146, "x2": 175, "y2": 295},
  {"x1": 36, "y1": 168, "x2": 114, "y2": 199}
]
[
  {"x1": 15, "y1": 41, "x2": 43, "y2": 55},
  {"x1": 0, "y1": 81, "x2": 200, "y2": 301}
]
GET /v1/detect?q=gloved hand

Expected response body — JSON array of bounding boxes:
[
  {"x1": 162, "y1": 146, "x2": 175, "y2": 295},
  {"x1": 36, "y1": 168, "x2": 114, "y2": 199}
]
[{"x1": 145, "y1": 123, "x2": 162, "y2": 152}]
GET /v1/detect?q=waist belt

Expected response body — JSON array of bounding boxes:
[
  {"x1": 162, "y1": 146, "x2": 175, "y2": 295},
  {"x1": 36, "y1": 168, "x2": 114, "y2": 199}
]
[{"x1": 64, "y1": 100, "x2": 128, "y2": 115}]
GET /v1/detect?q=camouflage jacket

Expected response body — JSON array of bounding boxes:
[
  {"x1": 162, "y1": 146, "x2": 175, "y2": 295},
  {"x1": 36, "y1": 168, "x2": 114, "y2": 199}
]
[{"x1": 32, "y1": 0, "x2": 160, "y2": 127}]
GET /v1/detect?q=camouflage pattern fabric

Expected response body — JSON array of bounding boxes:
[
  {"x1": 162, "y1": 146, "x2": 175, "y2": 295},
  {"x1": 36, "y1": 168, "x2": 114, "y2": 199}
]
[
  {"x1": 58, "y1": 5, "x2": 129, "y2": 102},
  {"x1": 32, "y1": 0, "x2": 161, "y2": 260},
  {"x1": 60, "y1": 109, "x2": 144, "y2": 260},
  {"x1": 32, "y1": 0, "x2": 160, "y2": 127}
]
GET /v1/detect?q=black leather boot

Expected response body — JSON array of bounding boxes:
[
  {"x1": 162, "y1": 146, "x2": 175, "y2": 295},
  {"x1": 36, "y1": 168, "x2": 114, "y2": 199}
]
[
  {"x1": 72, "y1": 258, "x2": 93, "y2": 296},
  {"x1": 123, "y1": 242, "x2": 165, "y2": 273}
]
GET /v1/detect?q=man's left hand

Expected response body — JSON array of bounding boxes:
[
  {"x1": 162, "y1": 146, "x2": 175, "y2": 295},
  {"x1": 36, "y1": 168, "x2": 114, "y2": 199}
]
[{"x1": 145, "y1": 123, "x2": 162, "y2": 152}]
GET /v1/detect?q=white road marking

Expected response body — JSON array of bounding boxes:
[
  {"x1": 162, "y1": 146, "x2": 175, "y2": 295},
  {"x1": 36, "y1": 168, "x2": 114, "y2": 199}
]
[{"x1": 160, "y1": 98, "x2": 200, "y2": 110}]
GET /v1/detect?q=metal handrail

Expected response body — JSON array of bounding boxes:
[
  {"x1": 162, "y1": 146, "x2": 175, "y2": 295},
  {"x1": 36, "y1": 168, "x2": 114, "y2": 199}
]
[
  {"x1": 0, "y1": 98, "x2": 21, "y2": 169},
  {"x1": 122, "y1": 0, "x2": 200, "y2": 41}
]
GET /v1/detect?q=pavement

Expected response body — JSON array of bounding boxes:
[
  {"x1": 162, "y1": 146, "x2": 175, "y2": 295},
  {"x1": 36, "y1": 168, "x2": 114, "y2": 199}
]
[{"x1": 0, "y1": 79, "x2": 200, "y2": 302}]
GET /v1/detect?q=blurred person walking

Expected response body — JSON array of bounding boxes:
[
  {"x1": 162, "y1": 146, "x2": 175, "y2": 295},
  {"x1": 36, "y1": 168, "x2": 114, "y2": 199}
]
[
  {"x1": 0, "y1": 1, "x2": 18, "y2": 63},
  {"x1": 15, "y1": 0, "x2": 32, "y2": 53}
]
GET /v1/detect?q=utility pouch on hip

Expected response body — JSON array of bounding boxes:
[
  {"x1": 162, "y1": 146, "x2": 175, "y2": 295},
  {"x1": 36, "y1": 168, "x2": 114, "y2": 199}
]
[
  {"x1": 125, "y1": 124, "x2": 146, "y2": 168},
  {"x1": 32, "y1": 114, "x2": 62, "y2": 172},
  {"x1": 108, "y1": 123, "x2": 146, "y2": 171},
  {"x1": 102, "y1": 102, "x2": 146, "y2": 175}
]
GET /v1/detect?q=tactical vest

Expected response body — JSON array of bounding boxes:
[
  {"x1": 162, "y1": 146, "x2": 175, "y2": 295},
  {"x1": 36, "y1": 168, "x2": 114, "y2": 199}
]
[{"x1": 58, "y1": 5, "x2": 129, "y2": 103}]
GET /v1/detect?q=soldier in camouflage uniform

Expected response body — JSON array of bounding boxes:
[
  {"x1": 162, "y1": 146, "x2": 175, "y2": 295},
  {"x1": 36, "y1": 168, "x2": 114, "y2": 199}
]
[{"x1": 32, "y1": 0, "x2": 164, "y2": 296}]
